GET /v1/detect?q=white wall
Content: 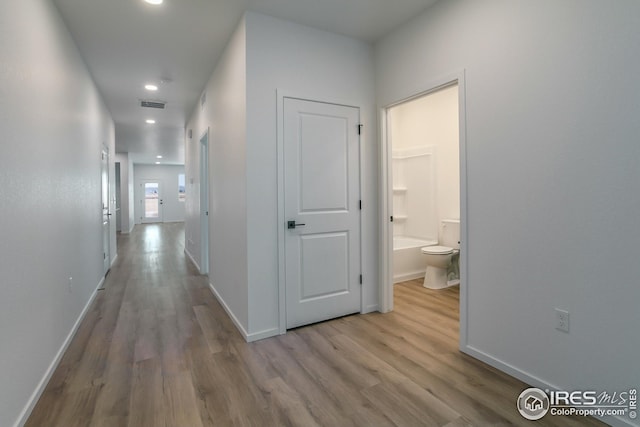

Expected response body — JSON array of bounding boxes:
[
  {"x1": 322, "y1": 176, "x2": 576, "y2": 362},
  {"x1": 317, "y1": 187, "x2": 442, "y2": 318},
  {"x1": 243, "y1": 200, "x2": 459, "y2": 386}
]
[
  {"x1": 0, "y1": 0, "x2": 115, "y2": 426},
  {"x1": 376, "y1": 1, "x2": 640, "y2": 426},
  {"x1": 245, "y1": 12, "x2": 377, "y2": 336},
  {"x1": 134, "y1": 164, "x2": 186, "y2": 224},
  {"x1": 184, "y1": 12, "x2": 376, "y2": 340},
  {"x1": 186, "y1": 17, "x2": 249, "y2": 332},
  {"x1": 184, "y1": 132, "x2": 200, "y2": 267},
  {"x1": 390, "y1": 84, "x2": 460, "y2": 241},
  {"x1": 115, "y1": 153, "x2": 135, "y2": 233}
]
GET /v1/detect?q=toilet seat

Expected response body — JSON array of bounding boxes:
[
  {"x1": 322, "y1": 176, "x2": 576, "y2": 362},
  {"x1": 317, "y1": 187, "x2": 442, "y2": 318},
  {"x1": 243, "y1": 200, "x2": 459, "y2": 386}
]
[{"x1": 421, "y1": 245, "x2": 453, "y2": 255}]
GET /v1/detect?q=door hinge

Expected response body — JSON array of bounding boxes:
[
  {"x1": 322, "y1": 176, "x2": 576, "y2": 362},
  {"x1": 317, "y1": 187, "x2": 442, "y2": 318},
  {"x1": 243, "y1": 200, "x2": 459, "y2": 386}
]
[
  {"x1": 103, "y1": 253, "x2": 106, "y2": 260},
  {"x1": 357, "y1": 124, "x2": 363, "y2": 135},
  {"x1": 390, "y1": 216, "x2": 394, "y2": 222},
  {"x1": 359, "y1": 200, "x2": 362, "y2": 210},
  {"x1": 359, "y1": 274, "x2": 363, "y2": 285}
]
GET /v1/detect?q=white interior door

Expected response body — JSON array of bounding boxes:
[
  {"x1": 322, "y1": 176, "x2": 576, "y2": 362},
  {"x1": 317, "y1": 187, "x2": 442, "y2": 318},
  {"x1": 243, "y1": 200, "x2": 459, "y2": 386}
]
[
  {"x1": 101, "y1": 147, "x2": 111, "y2": 274},
  {"x1": 284, "y1": 98, "x2": 361, "y2": 329},
  {"x1": 141, "y1": 180, "x2": 163, "y2": 223}
]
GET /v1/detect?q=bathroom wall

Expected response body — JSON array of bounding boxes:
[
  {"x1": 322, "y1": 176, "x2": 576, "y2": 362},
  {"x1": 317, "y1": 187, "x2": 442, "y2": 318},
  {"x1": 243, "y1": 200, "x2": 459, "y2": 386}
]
[
  {"x1": 391, "y1": 147, "x2": 437, "y2": 240},
  {"x1": 389, "y1": 84, "x2": 460, "y2": 241}
]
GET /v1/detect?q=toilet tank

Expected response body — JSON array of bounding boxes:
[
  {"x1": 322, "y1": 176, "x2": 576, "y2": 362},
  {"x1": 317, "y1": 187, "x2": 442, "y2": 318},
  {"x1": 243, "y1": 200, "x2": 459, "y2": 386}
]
[{"x1": 441, "y1": 219, "x2": 460, "y2": 248}]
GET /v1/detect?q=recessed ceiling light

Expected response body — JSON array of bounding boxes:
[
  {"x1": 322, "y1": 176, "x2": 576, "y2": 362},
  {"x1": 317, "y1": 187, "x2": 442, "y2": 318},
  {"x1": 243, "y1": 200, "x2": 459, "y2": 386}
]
[
  {"x1": 144, "y1": 0, "x2": 163, "y2": 5},
  {"x1": 155, "y1": 162, "x2": 161, "y2": 165},
  {"x1": 146, "y1": 119, "x2": 156, "y2": 124},
  {"x1": 145, "y1": 84, "x2": 158, "y2": 91},
  {"x1": 156, "y1": 155, "x2": 163, "y2": 159}
]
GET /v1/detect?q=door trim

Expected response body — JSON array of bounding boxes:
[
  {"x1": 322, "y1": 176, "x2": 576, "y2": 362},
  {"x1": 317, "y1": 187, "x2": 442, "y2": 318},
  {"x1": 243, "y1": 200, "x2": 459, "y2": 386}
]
[
  {"x1": 199, "y1": 128, "x2": 210, "y2": 275},
  {"x1": 277, "y1": 90, "x2": 364, "y2": 335},
  {"x1": 378, "y1": 70, "x2": 469, "y2": 350},
  {"x1": 101, "y1": 145, "x2": 111, "y2": 275}
]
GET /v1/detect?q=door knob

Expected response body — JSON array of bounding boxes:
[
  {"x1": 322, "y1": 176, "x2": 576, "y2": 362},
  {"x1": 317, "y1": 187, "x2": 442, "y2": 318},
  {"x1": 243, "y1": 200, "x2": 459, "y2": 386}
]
[{"x1": 287, "y1": 220, "x2": 306, "y2": 229}]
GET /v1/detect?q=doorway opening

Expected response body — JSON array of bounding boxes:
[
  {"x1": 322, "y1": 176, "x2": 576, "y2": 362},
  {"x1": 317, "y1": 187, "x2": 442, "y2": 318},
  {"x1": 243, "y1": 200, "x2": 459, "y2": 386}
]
[
  {"x1": 380, "y1": 73, "x2": 467, "y2": 348},
  {"x1": 199, "y1": 129, "x2": 210, "y2": 275},
  {"x1": 115, "y1": 162, "x2": 122, "y2": 232}
]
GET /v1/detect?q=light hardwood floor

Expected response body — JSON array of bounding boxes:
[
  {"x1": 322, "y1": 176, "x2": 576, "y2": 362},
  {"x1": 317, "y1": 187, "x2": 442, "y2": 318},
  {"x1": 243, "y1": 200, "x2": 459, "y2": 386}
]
[{"x1": 26, "y1": 223, "x2": 606, "y2": 426}]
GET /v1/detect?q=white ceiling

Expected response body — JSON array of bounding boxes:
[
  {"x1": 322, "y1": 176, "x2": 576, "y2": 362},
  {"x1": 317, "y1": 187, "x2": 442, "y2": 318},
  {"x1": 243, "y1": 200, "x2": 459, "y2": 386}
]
[{"x1": 52, "y1": 0, "x2": 439, "y2": 165}]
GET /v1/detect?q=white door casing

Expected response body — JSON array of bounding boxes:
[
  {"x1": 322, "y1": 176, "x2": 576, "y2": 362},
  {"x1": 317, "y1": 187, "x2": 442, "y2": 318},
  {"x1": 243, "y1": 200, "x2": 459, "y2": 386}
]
[
  {"x1": 379, "y1": 71, "x2": 468, "y2": 350},
  {"x1": 283, "y1": 97, "x2": 362, "y2": 329},
  {"x1": 200, "y1": 129, "x2": 210, "y2": 275},
  {"x1": 101, "y1": 146, "x2": 111, "y2": 275}
]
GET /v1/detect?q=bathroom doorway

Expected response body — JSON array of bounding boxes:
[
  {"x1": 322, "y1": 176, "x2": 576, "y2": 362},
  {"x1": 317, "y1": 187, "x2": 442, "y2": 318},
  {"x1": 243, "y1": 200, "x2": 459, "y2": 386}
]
[{"x1": 380, "y1": 73, "x2": 468, "y2": 347}]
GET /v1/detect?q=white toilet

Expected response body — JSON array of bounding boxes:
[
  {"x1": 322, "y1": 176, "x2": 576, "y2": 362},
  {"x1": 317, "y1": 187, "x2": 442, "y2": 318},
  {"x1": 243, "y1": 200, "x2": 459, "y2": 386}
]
[{"x1": 421, "y1": 219, "x2": 460, "y2": 289}]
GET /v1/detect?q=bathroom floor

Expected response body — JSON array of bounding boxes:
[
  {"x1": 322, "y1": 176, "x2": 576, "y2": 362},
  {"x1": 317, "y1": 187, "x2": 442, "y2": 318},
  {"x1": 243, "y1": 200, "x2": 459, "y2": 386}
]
[{"x1": 395, "y1": 278, "x2": 460, "y2": 320}]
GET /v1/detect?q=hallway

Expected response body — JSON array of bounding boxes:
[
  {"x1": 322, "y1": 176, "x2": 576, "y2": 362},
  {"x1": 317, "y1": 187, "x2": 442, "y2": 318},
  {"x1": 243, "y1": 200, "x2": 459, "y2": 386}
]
[{"x1": 26, "y1": 224, "x2": 605, "y2": 427}]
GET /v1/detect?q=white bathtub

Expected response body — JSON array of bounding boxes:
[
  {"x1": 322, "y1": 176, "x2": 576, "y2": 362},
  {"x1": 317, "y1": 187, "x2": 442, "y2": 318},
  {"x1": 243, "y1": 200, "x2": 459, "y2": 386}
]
[{"x1": 393, "y1": 236, "x2": 437, "y2": 283}]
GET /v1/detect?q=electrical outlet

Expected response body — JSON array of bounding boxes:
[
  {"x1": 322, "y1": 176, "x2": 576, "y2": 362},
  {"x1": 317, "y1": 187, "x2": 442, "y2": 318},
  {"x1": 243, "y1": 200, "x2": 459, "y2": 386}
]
[
  {"x1": 68, "y1": 277, "x2": 73, "y2": 293},
  {"x1": 555, "y1": 308, "x2": 569, "y2": 332}
]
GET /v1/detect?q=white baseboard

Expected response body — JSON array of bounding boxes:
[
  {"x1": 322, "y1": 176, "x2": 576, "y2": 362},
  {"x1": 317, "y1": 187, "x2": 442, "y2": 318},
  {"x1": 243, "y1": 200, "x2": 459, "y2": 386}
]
[
  {"x1": 364, "y1": 304, "x2": 379, "y2": 314},
  {"x1": 393, "y1": 271, "x2": 425, "y2": 283},
  {"x1": 206, "y1": 282, "x2": 279, "y2": 343},
  {"x1": 110, "y1": 253, "x2": 118, "y2": 268},
  {"x1": 246, "y1": 327, "x2": 280, "y2": 342},
  {"x1": 184, "y1": 248, "x2": 200, "y2": 272},
  {"x1": 14, "y1": 279, "x2": 101, "y2": 427},
  {"x1": 462, "y1": 345, "x2": 636, "y2": 427},
  {"x1": 120, "y1": 224, "x2": 135, "y2": 234},
  {"x1": 207, "y1": 282, "x2": 249, "y2": 340}
]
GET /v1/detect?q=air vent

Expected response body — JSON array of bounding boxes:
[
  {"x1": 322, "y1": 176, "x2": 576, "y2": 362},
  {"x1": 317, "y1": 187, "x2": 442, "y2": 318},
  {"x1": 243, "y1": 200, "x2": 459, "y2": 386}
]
[{"x1": 141, "y1": 100, "x2": 166, "y2": 109}]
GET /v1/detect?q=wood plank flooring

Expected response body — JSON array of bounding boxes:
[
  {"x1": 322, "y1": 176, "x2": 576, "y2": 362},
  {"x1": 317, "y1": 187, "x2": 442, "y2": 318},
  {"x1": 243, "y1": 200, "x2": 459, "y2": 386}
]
[{"x1": 26, "y1": 223, "x2": 606, "y2": 426}]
